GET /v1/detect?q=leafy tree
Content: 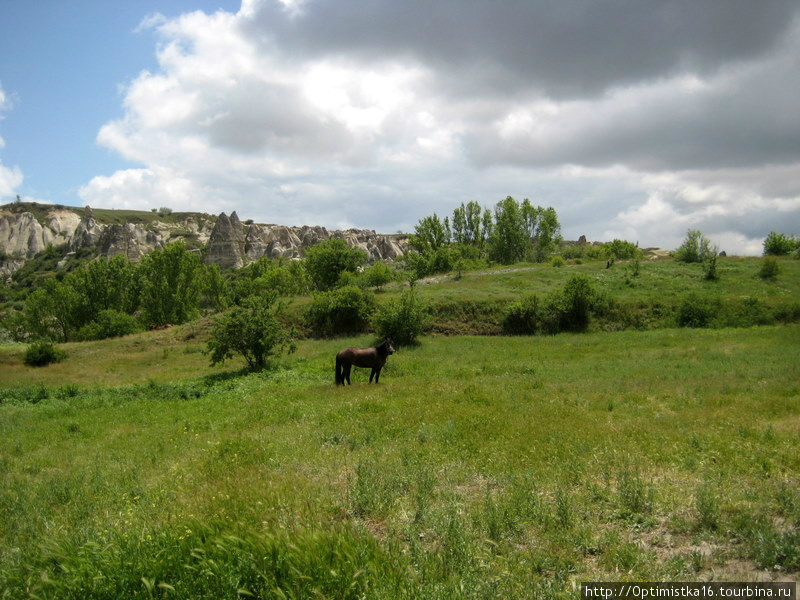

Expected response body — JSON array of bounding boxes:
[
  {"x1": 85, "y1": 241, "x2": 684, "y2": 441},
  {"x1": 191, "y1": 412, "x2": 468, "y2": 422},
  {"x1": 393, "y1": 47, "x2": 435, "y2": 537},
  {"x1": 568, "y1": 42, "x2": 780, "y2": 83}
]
[
  {"x1": 452, "y1": 201, "x2": 486, "y2": 247},
  {"x1": 304, "y1": 238, "x2": 367, "y2": 291},
  {"x1": 67, "y1": 255, "x2": 138, "y2": 323},
  {"x1": 201, "y1": 264, "x2": 230, "y2": 311},
  {"x1": 603, "y1": 239, "x2": 641, "y2": 260},
  {"x1": 23, "y1": 278, "x2": 82, "y2": 342},
  {"x1": 481, "y1": 208, "x2": 494, "y2": 248},
  {"x1": 521, "y1": 200, "x2": 562, "y2": 262},
  {"x1": 675, "y1": 230, "x2": 715, "y2": 264},
  {"x1": 489, "y1": 196, "x2": 528, "y2": 264},
  {"x1": 137, "y1": 242, "x2": 204, "y2": 327},
  {"x1": 207, "y1": 296, "x2": 293, "y2": 369},
  {"x1": 410, "y1": 214, "x2": 449, "y2": 253},
  {"x1": 763, "y1": 231, "x2": 798, "y2": 256}
]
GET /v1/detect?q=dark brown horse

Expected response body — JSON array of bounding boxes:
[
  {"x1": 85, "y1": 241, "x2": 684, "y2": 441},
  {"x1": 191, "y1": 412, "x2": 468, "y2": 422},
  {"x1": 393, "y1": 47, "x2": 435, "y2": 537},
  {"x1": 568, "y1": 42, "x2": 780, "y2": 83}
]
[{"x1": 335, "y1": 338, "x2": 395, "y2": 385}]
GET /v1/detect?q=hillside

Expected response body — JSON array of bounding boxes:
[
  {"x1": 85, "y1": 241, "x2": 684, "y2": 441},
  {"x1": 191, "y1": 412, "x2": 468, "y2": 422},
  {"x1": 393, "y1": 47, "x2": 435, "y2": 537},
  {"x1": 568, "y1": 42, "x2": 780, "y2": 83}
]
[{"x1": 0, "y1": 201, "x2": 408, "y2": 276}]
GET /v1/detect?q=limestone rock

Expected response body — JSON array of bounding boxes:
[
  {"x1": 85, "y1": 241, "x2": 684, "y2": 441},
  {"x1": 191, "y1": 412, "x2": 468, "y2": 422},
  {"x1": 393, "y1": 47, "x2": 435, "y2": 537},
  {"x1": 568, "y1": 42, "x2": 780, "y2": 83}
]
[{"x1": 204, "y1": 212, "x2": 247, "y2": 269}]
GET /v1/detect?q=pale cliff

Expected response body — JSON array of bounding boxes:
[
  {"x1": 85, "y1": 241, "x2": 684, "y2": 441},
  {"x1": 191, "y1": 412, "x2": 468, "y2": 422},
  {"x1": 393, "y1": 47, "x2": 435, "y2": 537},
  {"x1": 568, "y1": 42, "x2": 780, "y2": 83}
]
[{"x1": 0, "y1": 203, "x2": 407, "y2": 276}]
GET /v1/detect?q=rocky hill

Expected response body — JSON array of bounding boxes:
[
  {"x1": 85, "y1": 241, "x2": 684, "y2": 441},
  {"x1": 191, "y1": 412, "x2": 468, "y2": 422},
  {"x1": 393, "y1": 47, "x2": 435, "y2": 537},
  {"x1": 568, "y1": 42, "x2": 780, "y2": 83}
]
[{"x1": 0, "y1": 202, "x2": 408, "y2": 276}]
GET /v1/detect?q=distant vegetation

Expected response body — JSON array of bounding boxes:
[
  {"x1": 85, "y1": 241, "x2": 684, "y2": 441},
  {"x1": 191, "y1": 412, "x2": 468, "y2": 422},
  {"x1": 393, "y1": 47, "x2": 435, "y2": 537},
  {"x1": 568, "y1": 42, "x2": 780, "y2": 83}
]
[{"x1": 2, "y1": 199, "x2": 799, "y2": 367}]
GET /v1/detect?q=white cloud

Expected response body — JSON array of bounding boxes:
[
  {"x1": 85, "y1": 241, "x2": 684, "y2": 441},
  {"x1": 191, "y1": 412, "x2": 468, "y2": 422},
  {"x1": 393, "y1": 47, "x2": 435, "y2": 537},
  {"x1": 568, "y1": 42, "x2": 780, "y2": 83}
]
[
  {"x1": 81, "y1": 0, "x2": 800, "y2": 255},
  {"x1": 0, "y1": 84, "x2": 24, "y2": 201}
]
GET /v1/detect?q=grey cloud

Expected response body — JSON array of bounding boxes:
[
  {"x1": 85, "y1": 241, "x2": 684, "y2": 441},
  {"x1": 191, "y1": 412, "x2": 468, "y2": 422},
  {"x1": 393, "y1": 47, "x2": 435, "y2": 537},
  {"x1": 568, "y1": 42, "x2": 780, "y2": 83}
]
[{"x1": 247, "y1": 0, "x2": 799, "y2": 98}]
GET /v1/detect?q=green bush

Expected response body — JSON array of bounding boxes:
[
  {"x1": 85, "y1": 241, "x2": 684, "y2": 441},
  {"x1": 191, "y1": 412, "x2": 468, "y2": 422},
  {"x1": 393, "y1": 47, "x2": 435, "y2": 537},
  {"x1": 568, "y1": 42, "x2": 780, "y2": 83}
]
[
  {"x1": 546, "y1": 274, "x2": 601, "y2": 333},
  {"x1": 76, "y1": 309, "x2": 142, "y2": 341},
  {"x1": 305, "y1": 285, "x2": 376, "y2": 337},
  {"x1": 23, "y1": 341, "x2": 67, "y2": 367},
  {"x1": 759, "y1": 257, "x2": 780, "y2": 280},
  {"x1": 677, "y1": 293, "x2": 721, "y2": 328},
  {"x1": 763, "y1": 231, "x2": 797, "y2": 256},
  {"x1": 372, "y1": 288, "x2": 429, "y2": 346},
  {"x1": 502, "y1": 295, "x2": 543, "y2": 335},
  {"x1": 362, "y1": 260, "x2": 395, "y2": 290},
  {"x1": 504, "y1": 275, "x2": 604, "y2": 335}
]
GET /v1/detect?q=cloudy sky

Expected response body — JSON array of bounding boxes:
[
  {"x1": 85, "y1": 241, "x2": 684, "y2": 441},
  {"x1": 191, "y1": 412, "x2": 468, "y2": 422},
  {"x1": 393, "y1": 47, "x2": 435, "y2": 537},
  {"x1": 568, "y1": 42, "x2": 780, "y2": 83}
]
[{"x1": 2, "y1": 0, "x2": 799, "y2": 254}]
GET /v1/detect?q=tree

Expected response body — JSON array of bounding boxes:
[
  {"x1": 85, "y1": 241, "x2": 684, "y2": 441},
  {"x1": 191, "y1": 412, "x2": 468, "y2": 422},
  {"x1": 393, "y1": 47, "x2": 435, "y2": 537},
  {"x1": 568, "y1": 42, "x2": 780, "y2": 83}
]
[
  {"x1": 304, "y1": 238, "x2": 367, "y2": 291},
  {"x1": 675, "y1": 230, "x2": 715, "y2": 264},
  {"x1": 23, "y1": 278, "x2": 82, "y2": 342},
  {"x1": 137, "y1": 242, "x2": 204, "y2": 327},
  {"x1": 521, "y1": 200, "x2": 562, "y2": 262},
  {"x1": 763, "y1": 231, "x2": 798, "y2": 256},
  {"x1": 362, "y1": 260, "x2": 394, "y2": 290},
  {"x1": 207, "y1": 296, "x2": 292, "y2": 369},
  {"x1": 410, "y1": 214, "x2": 449, "y2": 253},
  {"x1": 67, "y1": 255, "x2": 138, "y2": 323},
  {"x1": 489, "y1": 196, "x2": 528, "y2": 264}
]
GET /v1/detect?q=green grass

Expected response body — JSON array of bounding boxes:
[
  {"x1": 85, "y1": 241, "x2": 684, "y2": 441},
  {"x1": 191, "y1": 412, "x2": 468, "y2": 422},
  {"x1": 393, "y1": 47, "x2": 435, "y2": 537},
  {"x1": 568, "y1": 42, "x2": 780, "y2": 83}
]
[
  {"x1": 368, "y1": 256, "x2": 800, "y2": 334},
  {"x1": 1, "y1": 324, "x2": 798, "y2": 598}
]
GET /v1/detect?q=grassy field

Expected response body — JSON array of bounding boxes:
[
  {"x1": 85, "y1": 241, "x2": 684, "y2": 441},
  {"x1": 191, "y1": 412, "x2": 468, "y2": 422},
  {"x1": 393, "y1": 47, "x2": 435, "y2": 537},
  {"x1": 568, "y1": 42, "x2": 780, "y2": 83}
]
[{"x1": 1, "y1": 322, "x2": 798, "y2": 598}]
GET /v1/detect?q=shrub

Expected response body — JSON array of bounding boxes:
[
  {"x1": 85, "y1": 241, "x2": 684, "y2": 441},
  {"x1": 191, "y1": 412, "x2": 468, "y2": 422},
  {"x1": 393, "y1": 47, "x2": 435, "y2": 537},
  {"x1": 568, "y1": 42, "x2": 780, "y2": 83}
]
[
  {"x1": 763, "y1": 231, "x2": 797, "y2": 256},
  {"x1": 305, "y1": 285, "x2": 376, "y2": 337},
  {"x1": 677, "y1": 293, "x2": 721, "y2": 328},
  {"x1": 76, "y1": 309, "x2": 142, "y2": 341},
  {"x1": 546, "y1": 274, "x2": 600, "y2": 333},
  {"x1": 362, "y1": 260, "x2": 395, "y2": 290},
  {"x1": 759, "y1": 257, "x2": 780, "y2": 280},
  {"x1": 304, "y1": 239, "x2": 367, "y2": 291},
  {"x1": 207, "y1": 296, "x2": 293, "y2": 369},
  {"x1": 703, "y1": 250, "x2": 720, "y2": 281},
  {"x1": 372, "y1": 288, "x2": 429, "y2": 346},
  {"x1": 675, "y1": 230, "x2": 714, "y2": 264},
  {"x1": 502, "y1": 295, "x2": 543, "y2": 335},
  {"x1": 23, "y1": 341, "x2": 67, "y2": 367}
]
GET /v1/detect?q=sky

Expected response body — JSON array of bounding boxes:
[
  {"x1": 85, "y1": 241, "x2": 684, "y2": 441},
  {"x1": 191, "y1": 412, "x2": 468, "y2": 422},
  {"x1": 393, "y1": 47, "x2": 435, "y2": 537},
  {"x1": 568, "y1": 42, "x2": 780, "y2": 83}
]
[{"x1": 1, "y1": 0, "x2": 799, "y2": 255}]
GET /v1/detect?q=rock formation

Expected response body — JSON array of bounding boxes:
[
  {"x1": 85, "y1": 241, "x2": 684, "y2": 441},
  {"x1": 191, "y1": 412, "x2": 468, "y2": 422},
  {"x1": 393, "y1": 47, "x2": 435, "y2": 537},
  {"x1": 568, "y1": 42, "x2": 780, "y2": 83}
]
[
  {"x1": 0, "y1": 203, "x2": 408, "y2": 276},
  {"x1": 203, "y1": 212, "x2": 407, "y2": 268}
]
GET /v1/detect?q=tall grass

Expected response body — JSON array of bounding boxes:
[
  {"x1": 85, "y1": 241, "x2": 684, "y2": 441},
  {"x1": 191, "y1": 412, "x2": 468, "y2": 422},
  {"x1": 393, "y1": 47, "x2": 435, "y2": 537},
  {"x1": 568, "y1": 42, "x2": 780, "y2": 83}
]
[{"x1": 1, "y1": 325, "x2": 798, "y2": 597}]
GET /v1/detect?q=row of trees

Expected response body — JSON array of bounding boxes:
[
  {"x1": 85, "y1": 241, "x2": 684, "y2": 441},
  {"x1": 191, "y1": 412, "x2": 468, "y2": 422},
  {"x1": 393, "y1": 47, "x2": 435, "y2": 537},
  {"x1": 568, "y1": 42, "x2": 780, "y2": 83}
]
[
  {"x1": 407, "y1": 197, "x2": 562, "y2": 277},
  {"x1": 3, "y1": 243, "x2": 226, "y2": 343}
]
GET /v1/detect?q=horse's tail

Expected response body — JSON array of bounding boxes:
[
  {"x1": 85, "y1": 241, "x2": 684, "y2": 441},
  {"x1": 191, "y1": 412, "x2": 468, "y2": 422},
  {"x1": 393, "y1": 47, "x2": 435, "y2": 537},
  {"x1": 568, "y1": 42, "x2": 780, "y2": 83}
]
[{"x1": 335, "y1": 355, "x2": 343, "y2": 385}]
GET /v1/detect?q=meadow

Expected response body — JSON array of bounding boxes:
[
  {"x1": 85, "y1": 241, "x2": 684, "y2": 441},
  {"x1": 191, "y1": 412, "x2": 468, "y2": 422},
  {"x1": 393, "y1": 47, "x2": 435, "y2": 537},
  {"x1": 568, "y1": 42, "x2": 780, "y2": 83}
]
[{"x1": 1, "y1": 318, "x2": 798, "y2": 598}]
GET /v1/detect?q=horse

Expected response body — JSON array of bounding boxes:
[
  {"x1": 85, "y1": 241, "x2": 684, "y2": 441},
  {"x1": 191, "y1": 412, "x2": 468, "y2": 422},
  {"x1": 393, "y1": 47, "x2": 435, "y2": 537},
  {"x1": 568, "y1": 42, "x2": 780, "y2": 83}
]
[{"x1": 335, "y1": 338, "x2": 395, "y2": 385}]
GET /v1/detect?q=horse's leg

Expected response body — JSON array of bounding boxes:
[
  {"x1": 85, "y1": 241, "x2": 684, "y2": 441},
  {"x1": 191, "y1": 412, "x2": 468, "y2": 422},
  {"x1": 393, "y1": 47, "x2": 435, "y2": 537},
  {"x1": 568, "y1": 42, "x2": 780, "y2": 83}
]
[
  {"x1": 335, "y1": 357, "x2": 342, "y2": 385},
  {"x1": 369, "y1": 367, "x2": 375, "y2": 383},
  {"x1": 374, "y1": 366, "x2": 382, "y2": 383},
  {"x1": 344, "y1": 363, "x2": 352, "y2": 385}
]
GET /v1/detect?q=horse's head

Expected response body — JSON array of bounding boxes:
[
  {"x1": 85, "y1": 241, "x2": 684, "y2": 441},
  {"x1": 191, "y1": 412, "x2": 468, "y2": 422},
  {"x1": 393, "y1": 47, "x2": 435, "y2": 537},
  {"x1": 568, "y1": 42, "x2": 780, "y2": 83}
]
[{"x1": 384, "y1": 338, "x2": 395, "y2": 355}]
